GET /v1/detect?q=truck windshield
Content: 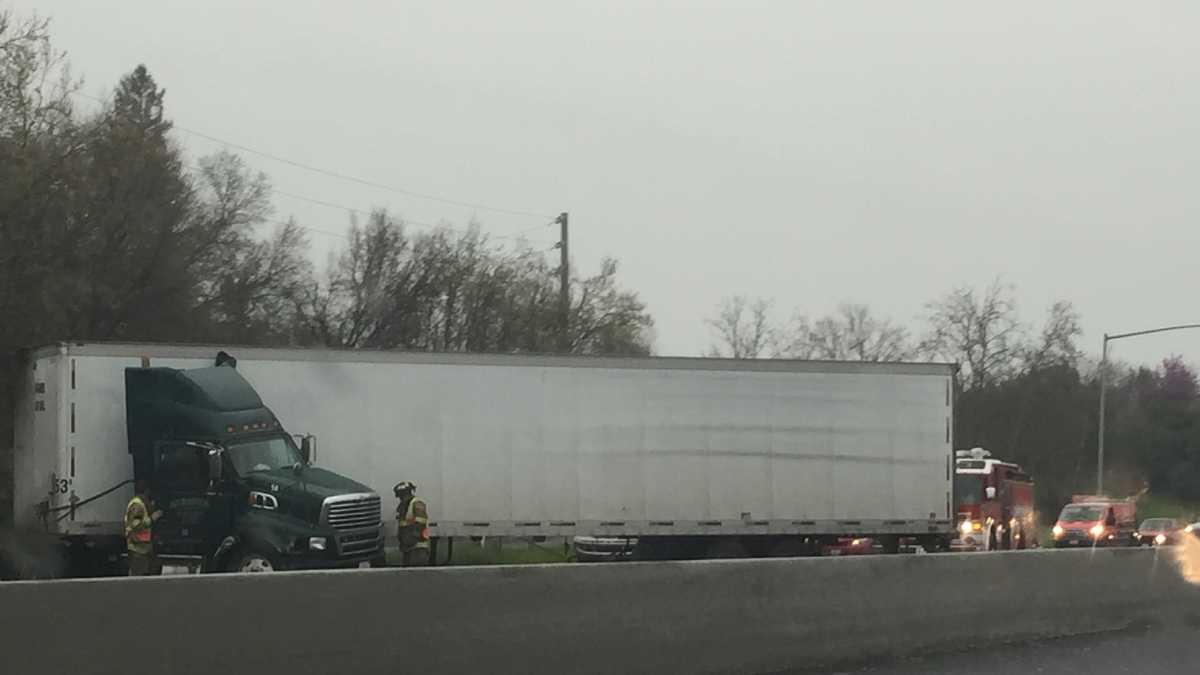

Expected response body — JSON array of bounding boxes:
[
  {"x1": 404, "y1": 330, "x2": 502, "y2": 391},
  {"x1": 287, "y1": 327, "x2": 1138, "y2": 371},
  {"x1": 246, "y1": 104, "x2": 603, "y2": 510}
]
[
  {"x1": 1059, "y1": 505, "x2": 1104, "y2": 521},
  {"x1": 954, "y1": 475, "x2": 984, "y2": 504},
  {"x1": 226, "y1": 436, "x2": 302, "y2": 475}
]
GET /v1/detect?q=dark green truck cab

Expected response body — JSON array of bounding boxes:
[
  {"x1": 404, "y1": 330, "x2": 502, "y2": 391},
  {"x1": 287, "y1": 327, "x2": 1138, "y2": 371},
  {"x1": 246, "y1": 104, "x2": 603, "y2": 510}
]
[{"x1": 125, "y1": 354, "x2": 382, "y2": 572}]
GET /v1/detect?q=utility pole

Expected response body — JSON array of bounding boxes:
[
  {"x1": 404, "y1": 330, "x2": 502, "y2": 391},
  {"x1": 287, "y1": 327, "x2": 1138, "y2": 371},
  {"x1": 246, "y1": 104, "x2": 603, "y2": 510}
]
[
  {"x1": 556, "y1": 212, "x2": 569, "y2": 352},
  {"x1": 1094, "y1": 323, "x2": 1200, "y2": 494},
  {"x1": 1097, "y1": 334, "x2": 1108, "y2": 495}
]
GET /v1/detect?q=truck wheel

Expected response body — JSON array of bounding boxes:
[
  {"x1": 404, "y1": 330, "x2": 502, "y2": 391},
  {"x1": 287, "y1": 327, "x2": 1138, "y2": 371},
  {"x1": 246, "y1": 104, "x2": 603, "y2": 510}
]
[{"x1": 228, "y1": 548, "x2": 280, "y2": 573}]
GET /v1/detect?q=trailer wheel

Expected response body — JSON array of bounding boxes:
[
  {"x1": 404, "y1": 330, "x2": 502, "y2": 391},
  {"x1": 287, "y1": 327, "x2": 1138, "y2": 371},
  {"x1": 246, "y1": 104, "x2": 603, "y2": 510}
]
[{"x1": 227, "y1": 548, "x2": 280, "y2": 573}]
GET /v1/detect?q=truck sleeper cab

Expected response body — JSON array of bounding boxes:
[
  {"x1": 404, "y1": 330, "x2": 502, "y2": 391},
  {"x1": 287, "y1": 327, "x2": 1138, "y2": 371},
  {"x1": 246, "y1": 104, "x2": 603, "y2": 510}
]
[{"x1": 127, "y1": 356, "x2": 382, "y2": 572}]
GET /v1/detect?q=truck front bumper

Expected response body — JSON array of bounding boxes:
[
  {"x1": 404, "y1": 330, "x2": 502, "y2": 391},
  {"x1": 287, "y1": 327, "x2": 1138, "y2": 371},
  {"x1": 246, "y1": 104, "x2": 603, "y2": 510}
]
[{"x1": 283, "y1": 526, "x2": 384, "y2": 569}]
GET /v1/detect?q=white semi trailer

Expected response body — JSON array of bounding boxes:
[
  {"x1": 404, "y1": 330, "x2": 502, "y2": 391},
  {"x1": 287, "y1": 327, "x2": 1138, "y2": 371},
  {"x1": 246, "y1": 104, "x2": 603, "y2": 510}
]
[{"x1": 11, "y1": 342, "x2": 955, "y2": 567}]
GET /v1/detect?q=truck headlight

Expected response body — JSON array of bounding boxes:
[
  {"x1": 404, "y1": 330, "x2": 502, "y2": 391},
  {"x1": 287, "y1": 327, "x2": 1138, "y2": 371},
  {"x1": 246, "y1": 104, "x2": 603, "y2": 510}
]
[
  {"x1": 309, "y1": 537, "x2": 328, "y2": 551},
  {"x1": 960, "y1": 521, "x2": 974, "y2": 535},
  {"x1": 1052, "y1": 525, "x2": 1064, "y2": 538},
  {"x1": 1089, "y1": 524, "x2": 1105, "y2": 538}
]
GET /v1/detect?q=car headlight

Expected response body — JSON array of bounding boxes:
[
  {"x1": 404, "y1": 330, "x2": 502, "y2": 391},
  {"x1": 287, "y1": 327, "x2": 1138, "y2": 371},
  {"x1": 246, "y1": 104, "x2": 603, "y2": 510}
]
[
  {"x1": 1187, "y1": 525, "x2": 1194, "y2": 534},
  {"x1": 960, "y1": 521, "x2": 974, "y2": 535},
  {"x1": 850, "y1": 538, "x2": 862, "y2": 546},
  {"x1": 309, "y1": 537, "x2": 328, "y2": 551},
  {"x1": 1089, "y1": 524, "x2": 1105, "y2": 538},
  {"x1": 1155, "y1": 534, "x2": 1167, "y2": 545},
  {"x1": 1052, "y1": 525, "x2": 1064, "y2": 538}
]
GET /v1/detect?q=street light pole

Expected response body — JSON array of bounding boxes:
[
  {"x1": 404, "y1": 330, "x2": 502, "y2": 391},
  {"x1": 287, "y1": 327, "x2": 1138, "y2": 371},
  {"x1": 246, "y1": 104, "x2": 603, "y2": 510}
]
[
  {"x1": 1097, "y1": 334, "x2": 1108, "y2": 494},
  {"x1": 1094, "y1": 323, "x2": 1200, "y2": 495}
]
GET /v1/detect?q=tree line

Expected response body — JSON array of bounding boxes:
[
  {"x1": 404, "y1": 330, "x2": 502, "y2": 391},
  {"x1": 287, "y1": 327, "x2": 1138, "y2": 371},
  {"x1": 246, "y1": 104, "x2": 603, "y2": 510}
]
[
  {"x1": 706, "y1": 283, "x2": 1200, "y2": 519},
  {"x1": 0, "y1": 11, "x2": 652, "y2": 522},
  {"x1": 3, "y1": 8, "x2": 1195, "y2": 529}
]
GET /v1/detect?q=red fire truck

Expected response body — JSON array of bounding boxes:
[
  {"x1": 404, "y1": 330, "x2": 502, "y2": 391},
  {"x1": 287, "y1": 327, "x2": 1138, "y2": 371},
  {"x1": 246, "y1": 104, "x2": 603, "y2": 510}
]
[{"x1": 952, "y1": 448, "x2": 1037, "y2": 551}]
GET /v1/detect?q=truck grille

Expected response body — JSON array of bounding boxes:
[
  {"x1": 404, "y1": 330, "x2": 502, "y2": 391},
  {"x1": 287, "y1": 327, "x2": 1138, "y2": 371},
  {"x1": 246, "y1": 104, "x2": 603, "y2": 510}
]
[
  {"x1": 324, "y1": 494, "x2": 382, "y2": 531},
  {"x1": 338, "y1": 530, "x2": 381, "y2": 558}
]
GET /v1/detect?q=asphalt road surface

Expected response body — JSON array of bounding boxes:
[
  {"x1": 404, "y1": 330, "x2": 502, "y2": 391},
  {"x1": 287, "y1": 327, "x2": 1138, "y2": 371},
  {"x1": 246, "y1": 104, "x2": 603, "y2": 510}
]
[{"x1": 825, "y1": 624, "x2": 1199, "y2": 674}]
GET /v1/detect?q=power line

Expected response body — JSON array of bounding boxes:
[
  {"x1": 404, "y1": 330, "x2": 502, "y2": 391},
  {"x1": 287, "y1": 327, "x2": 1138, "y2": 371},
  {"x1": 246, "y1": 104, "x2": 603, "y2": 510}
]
[
  {"x1": 70, "y1": 90, "x2": 563, "y2": 249},
  {"x1": 183, "y1": 154, "x2": 556, "y2": 244},
  {"x1": 267, "y1": 202, "x2": 559, "y2": 252},
  {"x1": 270, "y1": 187, "x2": 557, "y2": 245},
  {"x1": 266, "y1": 218, "x2": 558, "y2": 267},
  {"x1": 72, "y1": 91, "x2": 555, "y2": 220},
  {"x1": 267, "y1": 217, "x2": 347, "y2": 240}
]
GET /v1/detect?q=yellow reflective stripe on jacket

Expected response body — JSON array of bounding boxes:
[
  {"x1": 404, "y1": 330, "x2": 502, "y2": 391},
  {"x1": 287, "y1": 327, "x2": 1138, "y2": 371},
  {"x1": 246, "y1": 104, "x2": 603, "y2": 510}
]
[
  {"x1": 125, "y1": 495, "x2": 153, "y2": 552},
  {"x1": 404, "y1": 498, "x2": 429, "y2": 525}
]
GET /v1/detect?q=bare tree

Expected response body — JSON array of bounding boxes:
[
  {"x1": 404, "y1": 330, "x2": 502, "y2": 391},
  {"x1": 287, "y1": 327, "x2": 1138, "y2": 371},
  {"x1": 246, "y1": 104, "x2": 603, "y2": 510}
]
[
  {"x1": 920, "y1": 280, "x2": 1026, "y2": 390},
  {"x1": 568, "y1": 258, "x2": 654, "y2": 355},
  {"x1": 0, "y1": 10, "x2": 76, "y2": 143},
  {"x1": 781, "y1": 303, "x2": 912, "y2": 361},
  {"x1": 1026, "y1": 300, "x2": 1083, "y2": 370},
  {"x1": 295, "y1": 214, "x2": 654, "y2": 355},
  {"x1": 705, "y1": 295, "x2": 776, "y2": 358},
  {"x1": 198, "y1": 219, "x2": 312, "y2": 343},
  {"x1": 296, "y1": 210, "x2": 408, "y2": 348}
]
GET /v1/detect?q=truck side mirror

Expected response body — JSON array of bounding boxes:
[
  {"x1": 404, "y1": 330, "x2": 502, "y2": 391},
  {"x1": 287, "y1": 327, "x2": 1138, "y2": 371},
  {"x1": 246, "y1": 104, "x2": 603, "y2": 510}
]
[
  {"x1": 985, "y1": 487, "x2": 997, "y2": 500},
  {"x1": 207, "y1": 449, "x2": 223, "y2": 485},
  {"x1": 300, "y1": 436, "x2": 315, "y2": 465}
]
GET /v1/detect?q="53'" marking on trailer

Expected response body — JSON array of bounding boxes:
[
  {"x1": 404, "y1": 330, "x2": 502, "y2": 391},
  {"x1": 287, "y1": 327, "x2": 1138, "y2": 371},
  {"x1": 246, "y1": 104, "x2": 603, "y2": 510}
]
[{"x1": 48, "y1": 472, "x2": 72, "y2": 496}]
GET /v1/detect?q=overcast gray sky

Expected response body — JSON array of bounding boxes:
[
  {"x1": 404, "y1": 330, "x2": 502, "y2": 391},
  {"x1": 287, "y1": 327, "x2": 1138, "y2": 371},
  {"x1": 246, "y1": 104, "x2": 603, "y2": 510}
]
[{"x1": 19, "y1": 0, "x2": 1200, "y2": 365}]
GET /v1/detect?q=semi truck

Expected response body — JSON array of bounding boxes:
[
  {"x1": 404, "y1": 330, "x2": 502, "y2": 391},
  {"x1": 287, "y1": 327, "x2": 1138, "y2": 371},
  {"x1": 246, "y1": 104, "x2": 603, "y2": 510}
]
[
  {"x1": 10, "y1": 342, "x2": 956, "y2": 568},
  {"x1": 951, "y1": 447, "x2": 1036, "y2": 551},
  {"x1": 10, "y1": 344, "x2": 384, "y2": 576}
]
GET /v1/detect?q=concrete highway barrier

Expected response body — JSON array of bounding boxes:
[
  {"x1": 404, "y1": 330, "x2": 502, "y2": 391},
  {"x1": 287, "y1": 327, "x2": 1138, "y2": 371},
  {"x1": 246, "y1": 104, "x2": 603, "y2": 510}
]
[{"x1": 2, "y1": 548, "x2": 1198, "y2": 675}]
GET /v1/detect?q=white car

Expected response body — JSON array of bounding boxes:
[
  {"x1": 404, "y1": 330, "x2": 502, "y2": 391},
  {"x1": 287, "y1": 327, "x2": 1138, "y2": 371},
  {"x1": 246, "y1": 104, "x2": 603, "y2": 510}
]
[{"x1": 573, "y1": 536, "x2": 637, "y2": 562}]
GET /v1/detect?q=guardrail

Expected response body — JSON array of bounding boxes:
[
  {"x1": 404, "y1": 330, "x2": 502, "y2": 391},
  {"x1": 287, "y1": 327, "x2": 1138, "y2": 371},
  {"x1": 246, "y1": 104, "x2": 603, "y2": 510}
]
[{"x1": 1, "y1": 548, "x2": 1195, "y2": 674}]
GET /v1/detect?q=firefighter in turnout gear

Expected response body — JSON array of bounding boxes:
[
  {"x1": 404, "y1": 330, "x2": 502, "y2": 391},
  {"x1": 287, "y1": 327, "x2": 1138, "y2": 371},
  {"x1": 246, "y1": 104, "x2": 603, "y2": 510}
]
[
  {"x1": 124, "y1": 480, "x2": 163, "y2": 576},
  {"x1": 393, "y1": 481, "x2": 430, "y2": 566}
]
